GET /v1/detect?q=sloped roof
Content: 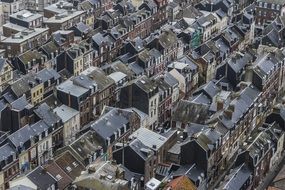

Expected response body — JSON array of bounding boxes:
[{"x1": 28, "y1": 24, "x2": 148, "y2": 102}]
[{"x1": 164, "y1": 175, "x2": 197, "y2": 190}]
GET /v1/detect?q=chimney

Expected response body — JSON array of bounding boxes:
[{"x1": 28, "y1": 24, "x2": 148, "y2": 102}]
[
  {"x1": 224, "y1": 109, "x2": 233, "y2": 120},
  {"x1": 216, "y1": 99, "x2": 224, "y2": 111},
  {"x1": 228, "y1": 104, "x2": 235, "y2": 112}
]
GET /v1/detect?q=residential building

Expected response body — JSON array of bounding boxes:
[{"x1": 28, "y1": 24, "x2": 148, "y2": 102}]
[
  {"x1": 43, "y1": 10, "x2": 86, "y2": 33},
  {"x1": 9, "y1": 10, "x2": 43, "y2": 28},
  {"x1": 256, "y1": 0, "x2": 285, "y2": 27},
  {"x1": 0, "y1": 28, "x2": 49, "y2": 57},
  {"x1": 9, "y1": 166, "x2": 58, "y2": 190},
  {"x1": 119, "y1": 75, "x2": 159, "y2": 129},
  {"x1": 0, "y1": 58, "x2": 13, "y2": 91},
  {"x1": 54, "y1": 104, "x2": 80, "y2": 145}
]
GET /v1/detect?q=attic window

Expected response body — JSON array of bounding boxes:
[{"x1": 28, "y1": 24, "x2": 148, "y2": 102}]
[
  {"x1": 56, "y1": 174, "x2": 62, "y2": 181},
  {"x1": 66, "y1": 166, "x2": 72, "y2": 172},
  {"x1": 72, "y1": 161, "x2": 78, "y2": 167}
]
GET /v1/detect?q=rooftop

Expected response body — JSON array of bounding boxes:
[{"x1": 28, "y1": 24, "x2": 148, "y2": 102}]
[
  {"x1": 54, "y1": 104, "x2": 79, "y2": 123},
  {"x1": 10, "y1": 10, "x2": 43, "y2": 22},
  {"x1": 1, "y1": 28, "x2": 49, "y2": 43}
]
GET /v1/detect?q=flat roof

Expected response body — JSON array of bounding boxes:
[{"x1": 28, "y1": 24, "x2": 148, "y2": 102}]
[
  {"x1": 10, "y1": 10, "x2": 43, "y2": 22},
  {"x1": 44, "y1": 10, "x2": 85, "y2": 24},
  {"x1": 1, "y1": 28, "x2": 49, "y2": 43},
  {"x1": 56, "y1": 79, "x2": 89, "y2": 97}
]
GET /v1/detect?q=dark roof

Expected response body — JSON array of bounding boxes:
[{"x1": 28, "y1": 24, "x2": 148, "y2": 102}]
[
  {"x1": 0, "y1": 143, "x2": 16, "y2": 162},
  {"x1": 36, "y1": 68, "x2": 60, "y2": 83},
  {"x1": 30, "y1": 120, "x2": 50, "y2": 135},
  {"x1": 75, "y1": 22, "x2": 90, "y2": 33},
  {"x1": 8, "y1": 125, "x2": 36, "y2": 148},
  {"x1": 172, "y1": 100, "x2": 209, "y2": 124},
  {"x1": 129, "y1": 139, "x2": 154, "y2": 161},
  {"x1": 27, "y1": 166, "x2": 57, "y2": 189},
  {"x1": 11, "y1": 96, "x2": 31, "y2": 111},
  {"x1": 220, "y1": 85, "x2": 260, "y2": 129},
  {"x1": 193, "y1": 81, "x2": 219, "y2": 100},
  {"x1": 34, "y1": 103, "x2": 61, "y2": 126},
  {"x1": 40, "y1": 41, "x2": 59, "y2": 55},
  {"x1": 91, "y1": 108, "x2": 132, "y2": 140},
  {"x1": 222, "y1": 164, "x2": 251, "y2": 190},
  {"x1": 0, "y1": 58, "x2": 8, "y2": 72}
]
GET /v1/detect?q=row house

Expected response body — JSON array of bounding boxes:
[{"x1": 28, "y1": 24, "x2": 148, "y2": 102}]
[
  {"x1": 0, "y1": 143, "x2": 18, "y2": 190},
  {"x1": 0, "y1": 59, "x2": 13, "y2": 91},
  {"x1": 43, "y1": 1, "x2": 74, "y2": 18},
  {"x1": 88, "y1": 0, "x2": 112, "y2": 19},
  {"x1": 59, "y1": 130, "x2": 105, "y2": 166},
  {"x1": 3, "y1": 113, "x2": 61, "y2": 189},
  {"x1": 56, "y1": 67, "x2": 115, "y2": 125},
  {"x1": 196, "y1": 0, "x2": 234, "y2": 18},
  {"x1": 191, "y1": 42, "x2": 220, "y2": 84},
  {"x1": 251, "y1": 49, "x2": 285, "y2": 118},
  {"x1": 215, "y1": 51, "x2": 256, "y2": 90},
  {"x1": 13, "y1": 50, "x2": 45, "y2": 74},
  {"x1": 38, "y1": 41, "x2": 60, "y2": 69},
  {"x1": 0, "y1": 28, "x2": 49, "y2": 58},
  {"x1": 146, "y1": 30, "x2": 183, "y2": 63},
  {"x1": 167, "y1": 56, "x2": 199, "y2": 97},
  {"x1": 172, "y1": 84, "x2": 262, "y2": 184},
  {"x1": 9, "y1": 10, "x2": 43, "y2": 29},
  {"x1": 108, "y1": 71, "x2": 129, "y2": 105},
  {"x1": 53, "y1": 104, "x2": 80, "y2": 146},
  {"x1": 123, "y1": 8, "x2": 152, "y2": 40},
  {"x1": 151, "y1": 0, "x2": 168, "y2": 30},
  {"x1": 78, "y1": 0, "x2": 95, "y2": 27},
  {"x1": 113, "y1": 139, "x2": 155, "y2": 184},
  {"x1": 233, "y1": 122, "x2": 284, "y2": 189},
  {"x1": 129, "y1": 126, "x2": 177, "y2": 164},
  {"x1": 1, "y1": 0, "x2": 26, "y2": 24},
  {"x1": 43, "y1": 10, "x2": 86, "y2": 33},
  {"x1": 255, "y1": 0, "x2": 285, "y2": 27},
  {"x1": 9, "y1": 166, "x2": 58, "y2": 190},
  {"x1": 114, "y1": 0, "x2": 136, "y2": 16},
  {"x1": 51, "y1": 30, "x2": 75, "y2": 49},
  {"x1": 136, "y1": 48, "x2": 165, "y2": 77},
  {"x1": 56, "y1": 42, "x2": 93, "y2": 76},
  {"x1": 180, "y1": 124, "x2": 223, "y2": 185},
  {"x1": 71, "y1": 22, "x2": 91, "y2": 39},
  {"x1": 33, "y1": 103, "x2": 63, "y2": 151},
  {"x1": 81, "y1": 67, "x2": 116, "y2": 116},
  {"x1": 56, "y1": 76, "x2": 97, "y2": 126},
  {"x1": 193, "y1": 11, "x2": 228, "y2": 43},
  {"x1": 7, "y1": 68, "x2": 61, "y2": 105},
  {"x1": 90, "y1": 107, "x2": 140, "y2": 158},
  {"x1": 2, "y1": 23, "x2": 27, "y2": 38},
  {"x1": 92, "y1": 32, "x2": 118, "y2": 66},
  {"x1": 155, "y1": 77, "x2": 172, "y2": 126},
  {"x1": 119, "y1": 75, "x2": 159, "y2": 129},
  {"x1": 217, "y1": 163, "x2": 252, "y2": 190}
]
